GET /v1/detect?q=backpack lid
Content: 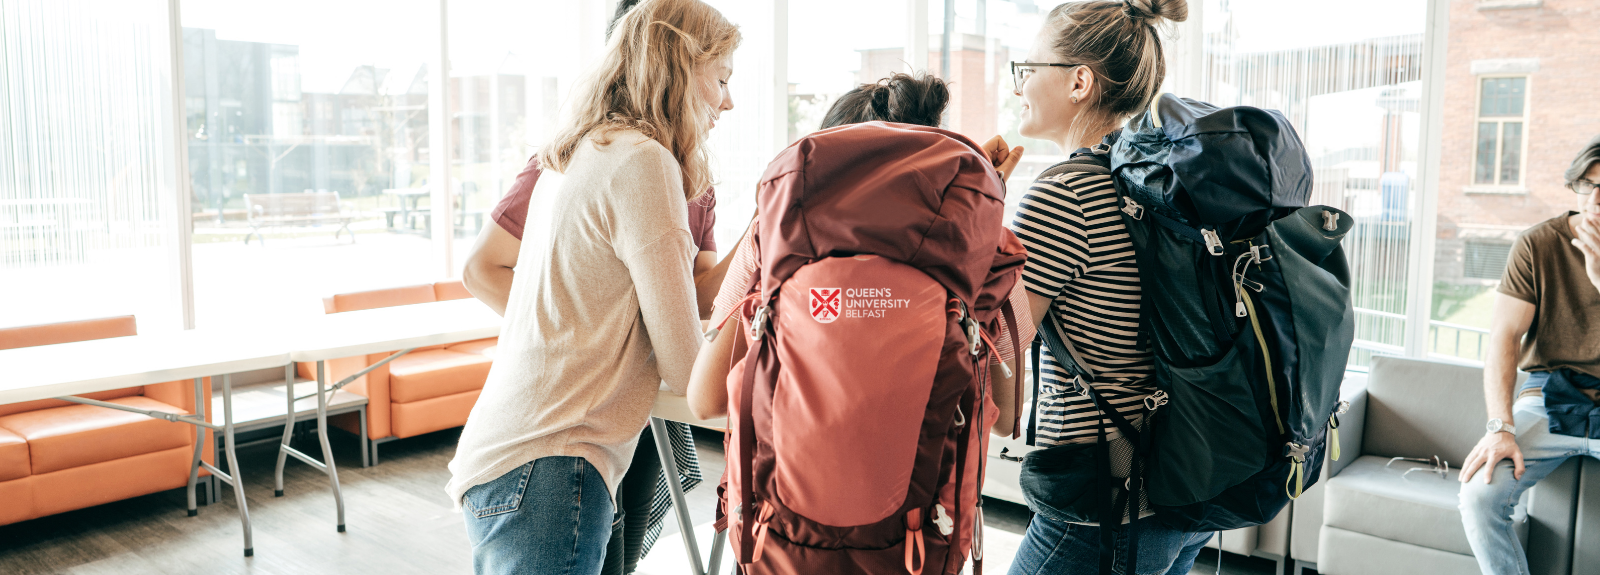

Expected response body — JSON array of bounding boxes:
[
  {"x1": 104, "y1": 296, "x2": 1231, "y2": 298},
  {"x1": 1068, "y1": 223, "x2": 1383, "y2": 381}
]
[
  {"x1": 1112, "y1": 94, "x2": 1313, "y2": 241},
  {"x1": 753, "y1": 121, "x2": 1020, "y2": 316}
]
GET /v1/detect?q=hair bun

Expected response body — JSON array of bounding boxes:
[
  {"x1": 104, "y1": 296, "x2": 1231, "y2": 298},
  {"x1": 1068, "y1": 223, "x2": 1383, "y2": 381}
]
[{"x1": 1123, "y1": 0, "x2": 1188, "y2": 24}]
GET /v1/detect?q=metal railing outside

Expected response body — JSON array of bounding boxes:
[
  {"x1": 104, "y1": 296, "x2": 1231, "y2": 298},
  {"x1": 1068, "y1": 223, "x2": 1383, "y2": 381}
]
[{"x1": 1351, "y1": 307, "x2": 1490, "y2": 366}]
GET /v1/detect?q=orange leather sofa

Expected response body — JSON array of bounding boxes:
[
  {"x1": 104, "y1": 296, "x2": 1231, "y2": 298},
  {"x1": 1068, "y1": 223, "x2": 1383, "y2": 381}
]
[
  {"x1": 301, "y1": 280, "x2": 496, "y2": 463},
  {"x1": 0, "y1": 317, "x2": 213, "y2": 527}
]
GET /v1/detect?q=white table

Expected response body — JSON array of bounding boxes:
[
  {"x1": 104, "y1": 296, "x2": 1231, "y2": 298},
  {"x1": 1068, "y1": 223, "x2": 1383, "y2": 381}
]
[
  {"x1": 649, "y1": 391, "x2": 728, "y2": 575},
  {"x1": 0, "y1": 298, "x2": 725, "y2": 569},
  {"x1": 283, "y1": 299, "x2": 726, "y2": 574},
  {"x1": 0, "y1": 329, "x2": 290, "y2": 557},
  {"x1": 275, "y1": 298, "x2": 501, "y2": 532}
]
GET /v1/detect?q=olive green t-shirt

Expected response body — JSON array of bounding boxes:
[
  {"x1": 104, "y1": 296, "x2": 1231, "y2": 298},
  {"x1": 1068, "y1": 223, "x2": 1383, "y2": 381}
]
[{"x1": 1498, "y1": 212, "x2": 1600, "y2": 379}]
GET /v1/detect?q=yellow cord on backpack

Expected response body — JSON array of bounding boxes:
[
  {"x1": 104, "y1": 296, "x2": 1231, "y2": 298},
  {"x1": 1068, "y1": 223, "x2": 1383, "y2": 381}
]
[
  {"x1": 1285, "y1": 459, "x2": 1305, "y2": 500},
  {"x1": 1329, "y1": 415, "x2": 1341, "y2": 461}
]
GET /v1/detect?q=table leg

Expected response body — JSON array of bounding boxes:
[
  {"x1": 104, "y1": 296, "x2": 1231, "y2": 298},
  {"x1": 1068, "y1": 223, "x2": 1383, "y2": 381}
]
[
  {"x1": 359, "y1": 406, "x2": 369, "y2": 469},
  {"x1": 651, "y1": 417, "x2": 707, "y2": 575},
  {"x1": 275, "y1": 362, "x2": 295, "y2": 497},
  {"x1": 220, "y1": 374, "x2": 255, "y2": 556},
  {"x1": 316, "y1": 360, "x2": 347, "y2": 532},
  {"x1": 708, "y1": 530, "x2": 726, "y2": 575},
  {"x1": 186, "y1": 377, "x2": 206, "y2": 516},
  {"x1": 54, "y1": 383, "x2": 249, "y2": 555}
]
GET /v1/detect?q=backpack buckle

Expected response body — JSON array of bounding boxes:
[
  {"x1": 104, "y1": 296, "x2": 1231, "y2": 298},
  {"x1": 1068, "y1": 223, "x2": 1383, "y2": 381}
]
[
  {"x1": 749, "y1": 305, "x2": 771, "y2": 341},
  {"x1": 1283, "y1": 442, "x2": 1310, "y2": 462},
  {"x1": 1201, "y1": 228, "x2": 1225, "y2": 256},
  {"x1": 1337, "y1": 400, "x2": 1351, "y2": 415},
  {"x1": 1322, "y1": 210, "x2": 1340, "y2": 231},
  {"x1": 964, "y1": 316, "x2": 982, "y2": 356},
  {"x1": 1143, "y1": 390, "x2": 1169, "y2": 411},
  {"x1": 1121, "y1": 198, "x2": 1144, "y2": 220}
]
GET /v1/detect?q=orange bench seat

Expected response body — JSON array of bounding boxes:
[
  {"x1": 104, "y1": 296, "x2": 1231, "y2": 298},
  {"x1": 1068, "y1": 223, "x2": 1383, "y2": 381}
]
[{"x1": 0, "y1": 316, "x2": 212, "y2": 527}]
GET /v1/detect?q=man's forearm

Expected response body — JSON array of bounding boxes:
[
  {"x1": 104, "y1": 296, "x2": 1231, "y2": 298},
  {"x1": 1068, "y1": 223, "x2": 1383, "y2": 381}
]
[{"x1": 1483, "y1": 334, "x2": 1521, "y2": 424}]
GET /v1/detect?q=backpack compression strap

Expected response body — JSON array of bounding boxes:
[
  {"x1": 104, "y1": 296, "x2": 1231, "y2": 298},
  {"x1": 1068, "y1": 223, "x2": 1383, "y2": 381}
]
[{"x1": 1037, "y1": 310, "x2": 1154, "y2": 575}]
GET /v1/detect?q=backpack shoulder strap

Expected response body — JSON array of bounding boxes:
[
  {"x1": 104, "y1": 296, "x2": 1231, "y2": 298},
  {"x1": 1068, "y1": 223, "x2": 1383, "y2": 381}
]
[{"x1": 1036, "y1": 155, "x2": 1111, "y2": 182}]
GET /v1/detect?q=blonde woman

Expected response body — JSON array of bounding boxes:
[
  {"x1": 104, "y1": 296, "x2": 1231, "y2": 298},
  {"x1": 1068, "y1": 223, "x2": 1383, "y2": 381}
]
[{"x1": 445, "y1": 1, "x2": 739, "y2": 572}]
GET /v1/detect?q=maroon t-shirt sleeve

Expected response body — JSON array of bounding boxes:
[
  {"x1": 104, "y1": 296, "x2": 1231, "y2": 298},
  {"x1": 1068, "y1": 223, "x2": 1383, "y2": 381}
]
[
  {"x1": 687, "y1": 188, "x2": 717, "y2": 253},
  {"x1": 490, "y1": 156, "x2": 542, "y2": 241}
]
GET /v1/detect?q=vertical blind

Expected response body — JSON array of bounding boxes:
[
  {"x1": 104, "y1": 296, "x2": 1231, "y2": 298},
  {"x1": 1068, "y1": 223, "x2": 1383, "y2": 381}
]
[
  {"x1": 1198, "y1": 7, "x2": 1425, "y2": 367},
  {"x1": 1, "y1": 0, "x2": 178, "y2": 269}
]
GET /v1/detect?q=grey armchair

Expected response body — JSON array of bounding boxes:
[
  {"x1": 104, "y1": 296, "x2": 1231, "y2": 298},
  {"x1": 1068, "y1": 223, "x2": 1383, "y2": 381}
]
[{"x1": 1306, "y1": 356, "x2": 1577, "y2": 575}]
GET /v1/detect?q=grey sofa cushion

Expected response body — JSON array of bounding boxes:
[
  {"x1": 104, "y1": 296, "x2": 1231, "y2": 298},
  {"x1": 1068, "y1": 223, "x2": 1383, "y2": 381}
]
[
  {"x1": 1320, "y1": 525, "x2": 1484, "y2": 575},
  {"x1": 1365, "y1": 357, "x2": 1490, "y2": 464},
  {"x1": 1325, "y1": 455, "x2": 1526, "y2": 556}
]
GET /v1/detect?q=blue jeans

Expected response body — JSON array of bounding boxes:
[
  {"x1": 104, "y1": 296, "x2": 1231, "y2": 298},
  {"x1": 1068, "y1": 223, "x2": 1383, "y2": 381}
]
[
  {"x1": 1460, "y1": 394, "x2": 1600, "y2": 575},
  {"x1": 462, "y1": 456, "x2": 614, "y2": 575},
  {"x1": 1007, "y1": 513, "x2": 1213, "y2": 575}
]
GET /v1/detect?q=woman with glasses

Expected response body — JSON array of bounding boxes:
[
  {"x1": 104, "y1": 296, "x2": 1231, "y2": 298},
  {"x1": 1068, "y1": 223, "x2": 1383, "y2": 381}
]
[
  {"x1": 1459, "y1": 134, "x2": 1600, "y2": 575},
  {"x1": 1000, "y1": 1, "x2": 1216, "y2": 574}
]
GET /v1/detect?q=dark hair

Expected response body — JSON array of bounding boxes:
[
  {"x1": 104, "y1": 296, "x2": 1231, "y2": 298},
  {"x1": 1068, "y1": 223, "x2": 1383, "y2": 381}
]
[
  {"x1": 608, "y1": 0, "x2": 644, "y2": 36},
  {"x1": 1566, "y1": 134, "x2": 1600, "y2": 189},
  {"x1": 1042, "y1": 0, "x2": 1187, "y2": 144},
  {"x1": 818, "y1": 73, "x2": 950, "y2": 130}
]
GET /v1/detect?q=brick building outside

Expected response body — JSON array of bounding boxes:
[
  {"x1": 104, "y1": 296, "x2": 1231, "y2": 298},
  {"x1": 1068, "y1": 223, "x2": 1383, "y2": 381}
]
[
  {"x1": 1434, "y1": 0, "x2": 1600, "y2": 285},
  {"x1": 856, "y1": 33, "x2": 1009, "y2": 144}
]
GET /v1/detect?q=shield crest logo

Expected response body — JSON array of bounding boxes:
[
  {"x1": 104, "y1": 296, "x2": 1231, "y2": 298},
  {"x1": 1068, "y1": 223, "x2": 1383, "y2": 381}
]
[{"x1": 809, "y1": 288, "x2": 841, "y2": 323}]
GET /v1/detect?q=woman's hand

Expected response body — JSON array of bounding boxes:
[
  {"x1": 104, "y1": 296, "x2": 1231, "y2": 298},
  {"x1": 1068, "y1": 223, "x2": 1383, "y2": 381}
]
[{"x1": 983, "y1": 135, "x2": 1025, "y2": 182}]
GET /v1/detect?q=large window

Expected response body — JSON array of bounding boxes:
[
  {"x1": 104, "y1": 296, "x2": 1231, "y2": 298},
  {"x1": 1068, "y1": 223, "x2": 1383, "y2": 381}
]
[
  {"x1": 1, "y1": 0, "x2": 187, "y2": 332},
  {"x1": 181, "y1": 0, "x2": 454, "y2": 328},
  {"x1": 11, "y1": 0, "x2": 1587, "y2": 376},
  {"x1": 1189, "y1": 0, "x2": 1429, "y2": 368},
  {"x1": 1472, "y1": 76, "x2": 1527, "y2": 188}
]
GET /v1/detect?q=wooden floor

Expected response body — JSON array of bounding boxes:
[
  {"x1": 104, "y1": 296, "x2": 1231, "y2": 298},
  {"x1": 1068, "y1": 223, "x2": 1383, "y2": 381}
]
[{"x1": 0, "y1": 427, "x2": 1278, "y2": 575}]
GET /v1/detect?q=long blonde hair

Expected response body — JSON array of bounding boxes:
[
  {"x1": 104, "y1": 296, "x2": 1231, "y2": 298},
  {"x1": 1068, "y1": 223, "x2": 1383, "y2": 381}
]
[{"x1": 539, "y1": 0, "x2": 740, "y2": 201}]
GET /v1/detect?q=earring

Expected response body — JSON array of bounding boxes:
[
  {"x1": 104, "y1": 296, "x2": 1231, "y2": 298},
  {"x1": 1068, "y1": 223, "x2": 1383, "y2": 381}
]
[{"x1": 1071, "y1": 96, "x2": 1080, "y2": 104}]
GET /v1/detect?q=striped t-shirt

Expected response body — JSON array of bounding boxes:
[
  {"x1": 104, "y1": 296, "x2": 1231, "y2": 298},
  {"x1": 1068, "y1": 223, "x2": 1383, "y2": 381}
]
[{"x1": 1013, "y1": 154, "x2": 1155, "y2": 446}]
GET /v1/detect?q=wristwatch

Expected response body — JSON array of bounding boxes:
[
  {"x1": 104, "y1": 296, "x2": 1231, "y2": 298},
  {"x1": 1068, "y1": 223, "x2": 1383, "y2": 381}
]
[{"x1": 1486, "y1": 418, "x2": 1511, "y2": 435}]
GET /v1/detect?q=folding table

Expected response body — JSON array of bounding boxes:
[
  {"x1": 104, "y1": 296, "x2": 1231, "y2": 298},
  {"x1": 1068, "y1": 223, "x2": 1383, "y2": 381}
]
[
  {"x1": 276, "y1": 298, "x2": 501, "y2": 532},
  {"x1": 0, "y1": 330, "x2": 289, "y2": 556}
]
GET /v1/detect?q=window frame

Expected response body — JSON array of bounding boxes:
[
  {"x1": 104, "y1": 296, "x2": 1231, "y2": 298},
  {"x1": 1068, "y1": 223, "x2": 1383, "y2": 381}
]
[{"x1": 1469, "y1": 74, "x2": 1532, "y2": 192}]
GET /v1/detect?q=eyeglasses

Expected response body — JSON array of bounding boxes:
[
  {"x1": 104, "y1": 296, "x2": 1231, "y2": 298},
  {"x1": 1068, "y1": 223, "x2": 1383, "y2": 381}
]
[
  {"x1": 1387, "y1": 455, "x2": 1450, "y2": 480},
  {"x1": 1011, "y1": 61, "x2": 1084, "y2": 93},
  {"x1": 1571, "y1": 180, "x2": 1599, "y2": 195}
]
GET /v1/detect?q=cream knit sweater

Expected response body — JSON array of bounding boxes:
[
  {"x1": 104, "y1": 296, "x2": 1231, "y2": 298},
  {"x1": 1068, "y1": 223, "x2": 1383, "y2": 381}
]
[{"x1": 446, "y1": 130, "x2": 702, "y2": 508}]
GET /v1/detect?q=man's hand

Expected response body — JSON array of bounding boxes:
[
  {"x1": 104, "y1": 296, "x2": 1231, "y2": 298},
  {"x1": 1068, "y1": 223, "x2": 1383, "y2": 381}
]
[
  {"x1": 983, "y1": 135, "x2": 1025, "y2": 182},
  {"x1": 1460, "y1": 431, "x2": 1524, "y2": 484},
  {"x1": 1571, "y1": 212, "x2": 1600, "y2": 292}
]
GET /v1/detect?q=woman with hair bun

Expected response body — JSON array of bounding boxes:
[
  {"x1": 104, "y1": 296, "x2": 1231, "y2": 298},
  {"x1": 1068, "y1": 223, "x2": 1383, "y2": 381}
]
[
  {"x1": 818, "y1": 72, "x2": 951, "y2": 129},
  {"x1": 1004, "y1": 1, "x2": 1215, "y2": 574},
  {"x1": 687, "y1": 71, "x2": 1034, "y2": 439}
]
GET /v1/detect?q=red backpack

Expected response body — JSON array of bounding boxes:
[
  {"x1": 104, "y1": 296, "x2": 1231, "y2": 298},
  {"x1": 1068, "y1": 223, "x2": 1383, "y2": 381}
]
[{"x1": 717, "y1": 122, "x2": 1025, "y2": 575}]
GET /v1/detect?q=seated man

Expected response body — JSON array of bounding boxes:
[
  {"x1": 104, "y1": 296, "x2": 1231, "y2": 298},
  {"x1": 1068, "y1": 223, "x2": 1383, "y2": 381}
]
[{"x1": 1459, "y1": 135, "x2": 1600, "y2": 575}]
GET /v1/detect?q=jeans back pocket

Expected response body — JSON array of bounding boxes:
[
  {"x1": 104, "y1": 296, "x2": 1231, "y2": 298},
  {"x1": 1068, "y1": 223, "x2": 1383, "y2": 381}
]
[{"x1": 464, "y1": 461, "x2": 535, "y2": 519}]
